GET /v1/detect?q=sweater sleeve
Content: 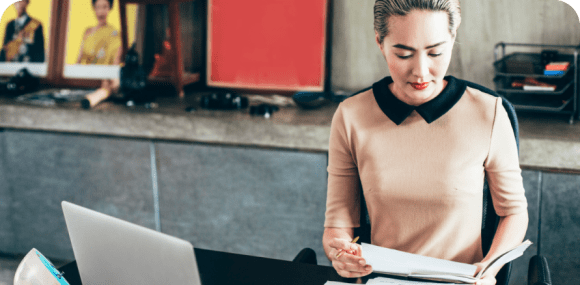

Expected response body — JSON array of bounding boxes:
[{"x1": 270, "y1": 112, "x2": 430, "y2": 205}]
[
  {"x1": 324, "y1": 104, "x2": 361, "y2": 228},
  {"x1": 484, "y1": 98, "x2": 528, "y2": 216}
]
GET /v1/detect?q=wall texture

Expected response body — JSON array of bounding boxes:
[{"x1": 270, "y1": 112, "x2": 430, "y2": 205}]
[{"x1": 330, "y1": 0, "x2": 580, "y2": 92}]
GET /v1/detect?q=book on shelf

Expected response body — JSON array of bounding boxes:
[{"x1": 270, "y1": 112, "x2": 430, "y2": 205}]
[
  {"x1": 523, "y1": 85, "x2": 556, "y2": 91},
  {"x1": 545, "y1": 61, "x2": 570, "y2": 71},
  {"x1": 362, "y1": 240, "x2": 533, "y2": 284},
  {"x1": 511, "y1": 77, "x2": 557, "y2": 91},
  {"x1": 544, "y1": 70, "x2": 565, "y2": 76}
]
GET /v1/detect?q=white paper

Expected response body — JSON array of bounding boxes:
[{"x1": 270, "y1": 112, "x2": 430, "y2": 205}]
[
  {"x1": 361, "y1": 243, "x2": 477, "y2": 278},
  {"x1": 408, "y1": 274, "x2": 475, "y2": 284},
  {"x1": 367, "y1": 276, "x2": 458, "y2": 285},
  {"x1": 478, "y1": 240, "x2": 533, "y2": 278}
]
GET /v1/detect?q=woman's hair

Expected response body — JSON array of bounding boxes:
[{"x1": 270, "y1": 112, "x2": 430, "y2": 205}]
[
  {"x1": 374, "y1": 0, "x2": 461, "y2": 44},
  {"x1": 92, "y1": 0, "x2": 114, "y2": 8}
]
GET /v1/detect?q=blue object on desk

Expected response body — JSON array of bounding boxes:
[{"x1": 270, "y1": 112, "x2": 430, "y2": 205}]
[
  {"x1": 14, "y1": 248, "x2": 70, "y2": 285},
  {"x1": 36, "y1": 249, "x2": 70, "y2": 285}
]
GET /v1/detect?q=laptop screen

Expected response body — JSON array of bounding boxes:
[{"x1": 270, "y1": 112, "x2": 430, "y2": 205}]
[{"x1": 62, "y1": 201, "x2": 201, "y2": 285}]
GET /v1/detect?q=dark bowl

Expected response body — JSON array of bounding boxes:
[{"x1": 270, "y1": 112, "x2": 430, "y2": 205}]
[{"x1": 292, "y1": 91, "x2": 329, "y2": 109}]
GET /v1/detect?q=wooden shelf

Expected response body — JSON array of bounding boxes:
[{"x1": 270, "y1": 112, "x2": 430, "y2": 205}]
[{"x1": 148, "y1": 72, "x2": 200, "y2": 85}]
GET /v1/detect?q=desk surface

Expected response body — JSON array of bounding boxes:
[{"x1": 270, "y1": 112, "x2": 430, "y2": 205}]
[{"x1": 58, "y1": 248, "x2": 364, "y2": 285}]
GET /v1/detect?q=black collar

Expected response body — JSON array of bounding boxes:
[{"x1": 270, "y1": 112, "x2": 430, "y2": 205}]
[{"x1": 372, "y1": 76, "x2": 466, "y2": 125}]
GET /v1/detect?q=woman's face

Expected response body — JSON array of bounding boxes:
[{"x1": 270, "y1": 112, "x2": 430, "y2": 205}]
[
  {"x1": 376, "y1": 10, "x2": 455, "y2": 106},
  {"x1": 94, "y1": 0, "x2": 111, "y2": 25}
]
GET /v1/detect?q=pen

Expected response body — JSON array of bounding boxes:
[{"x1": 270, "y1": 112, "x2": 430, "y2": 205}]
[{"x1": 336, "y1": 236, "x2": 359, "y2": 258}]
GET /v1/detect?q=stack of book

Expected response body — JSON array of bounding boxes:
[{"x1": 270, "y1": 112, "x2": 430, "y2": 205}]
[
  {"x1": 511, "y1": 77, "x2": 557, "y2": 92},
  {"x1": 544, "y1": 61, "x2": 570, "y2": 76}
]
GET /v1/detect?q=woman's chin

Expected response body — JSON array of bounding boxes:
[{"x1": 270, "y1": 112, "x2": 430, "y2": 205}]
[{"x1": 404, "y1": 87, "x2": 436, "y2": 105}]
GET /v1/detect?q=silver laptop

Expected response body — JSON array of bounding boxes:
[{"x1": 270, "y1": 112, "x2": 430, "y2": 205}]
[{"x1": 62, "y1": 201, "x2": 202, "y2": 285}]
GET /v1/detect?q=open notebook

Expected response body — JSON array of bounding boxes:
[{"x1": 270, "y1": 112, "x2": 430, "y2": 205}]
[{"x1": 362, "y1": 240, "x2": 532, "y2": 284}]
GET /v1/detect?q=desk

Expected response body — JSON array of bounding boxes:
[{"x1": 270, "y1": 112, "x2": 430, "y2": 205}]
[{"x1": 58, "y1": 248, "x2": 360, "y2": 285}]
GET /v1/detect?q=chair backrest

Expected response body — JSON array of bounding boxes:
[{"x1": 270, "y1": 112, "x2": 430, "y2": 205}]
[{"x1": 354, "y1": 83, "x2": 519, "y2": 285}]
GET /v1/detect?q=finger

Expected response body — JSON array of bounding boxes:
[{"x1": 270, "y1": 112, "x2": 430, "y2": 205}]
[
  {"x1": 352, "y1": 243, "x2": 363, "y2": 256},
  {"x1": 343, "y1": 243, "x2": 360, "y2": 255},
  {"x1": 334, "y1": 244, "x2": 360, "y2": 259},
  {"x1": 329, "y1": 238, "x2": 354, "y2": 251},
  {"x1": 331, "y1": 247, "x2": 350, "y2": 259},
  {"x1": 339, "y1": 244, "x2": 362, "y2": 257},
  {"x1": 336, "y1": 265, "x2": 373, "y2": 278},
  {"x1": 337, "y1": 269, "x2": 368, "y2": 278},
  {"x1": 478, "y1": 275, "x2": 496, "y2": 285},
  {"x1": 338, "y1": 250, "x2": 367, "y2": 266},
  {"x1": 334, "y1": 255, "x2": 371, "y2": 273},
  {"x1": 337, "y1": 269, "x2": 361, "y2": 278},
  {"x1": 334, "y1": 260, "x2": 370, "y2": 273},
  {"x1": 329, "y1": 248, "x2": 340, "y2": 258},
  {"x1": 474, "y1": 277, "x2": 495, "y2": 285}
]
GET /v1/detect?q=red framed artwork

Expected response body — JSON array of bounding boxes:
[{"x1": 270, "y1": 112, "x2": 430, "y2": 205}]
[{"x1": 207, "y1": 0, "x2": 329, "y2": 92}]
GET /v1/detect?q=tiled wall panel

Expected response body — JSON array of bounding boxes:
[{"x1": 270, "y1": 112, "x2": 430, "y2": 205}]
[
  {"x1": 156, "y1": 142, "x2": 329, "y2": 265},
  {"x1": 4, "y1": 130, "x2": 155, "y2": 260}
]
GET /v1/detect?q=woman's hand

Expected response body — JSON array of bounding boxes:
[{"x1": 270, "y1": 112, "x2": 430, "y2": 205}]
[
  {"x1": 473, "y1": 262, "x2": 497, "y2": 285},
  {"x1": 328, "y1": 238, "x2": 372, "y2": 278},
  {"x1": 475, "y1": 274, "x2": 496, "y2": 285},
  {"x1": 472, "y1": 212, "x2": 528, "y2": 285}
]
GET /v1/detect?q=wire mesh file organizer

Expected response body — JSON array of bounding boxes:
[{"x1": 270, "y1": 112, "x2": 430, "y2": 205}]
[{"x1": 493, "y1": 42, "x2": 579, "y2": 124}]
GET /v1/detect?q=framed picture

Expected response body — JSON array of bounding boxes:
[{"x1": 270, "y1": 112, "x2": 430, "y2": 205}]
[
  {"x1": 0, "y1": 0, "x2": 57, "y2": 77},
  {"x1": 59, "y1": 0, "x2": 138, "y2": 83},
  {"x1": 207, "y1": 0, "x2": 329, "y2": 92}
]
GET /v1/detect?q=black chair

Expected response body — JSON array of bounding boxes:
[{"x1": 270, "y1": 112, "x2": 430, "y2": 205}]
[{"x1": 295, "y1": 92, "x2": 552, "y2": 285}]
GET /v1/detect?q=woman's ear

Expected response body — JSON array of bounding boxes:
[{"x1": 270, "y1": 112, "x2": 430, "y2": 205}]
[{"x1": 375, "y1": 31, "x2": 383, "y2": 49}]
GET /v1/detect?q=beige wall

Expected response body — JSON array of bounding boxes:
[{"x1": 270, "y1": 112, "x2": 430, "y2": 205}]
[{"x1": 331, "y1": 0, "x2": 580, "y2": 92}]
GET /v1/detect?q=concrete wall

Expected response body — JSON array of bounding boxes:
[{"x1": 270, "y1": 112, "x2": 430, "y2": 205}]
[{"x1": 330, "y1": 0, "x2": 580, "y2": 92}]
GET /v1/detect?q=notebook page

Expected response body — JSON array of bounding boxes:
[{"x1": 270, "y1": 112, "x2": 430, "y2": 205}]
[
  {"x1": 478, "y1": 240, "x2": 533, "y2": 278},
  {"x1": 362, "y1": 243, "x2": 413, "y2": 276},
  {"x1": 406, "y1": 274, "x2": 476, "y2": 284},
  {"x1": 362, "y1": 243, "x2": 477, "y2": 277},
  {"x1": 367, "y1": 276, "x2": 458, "y2": 285}
]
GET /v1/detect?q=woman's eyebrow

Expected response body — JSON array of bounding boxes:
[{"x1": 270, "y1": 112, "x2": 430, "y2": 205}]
[
  {"x1": 392, "y1": 41, "x2": 447, "y2": 51},
  {"x1": 426, "y1": 41, "x2": 447, "y2": 49}
]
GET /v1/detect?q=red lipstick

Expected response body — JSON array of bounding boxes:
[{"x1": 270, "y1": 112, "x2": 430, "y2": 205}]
[{"x1": 411, "y1": 82, "x2": 429, "y2": 90}]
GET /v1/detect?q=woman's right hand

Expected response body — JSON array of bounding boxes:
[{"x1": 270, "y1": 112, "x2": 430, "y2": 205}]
[{"x1": 328, "y1": 238, "x2": 373, "y2": 278}]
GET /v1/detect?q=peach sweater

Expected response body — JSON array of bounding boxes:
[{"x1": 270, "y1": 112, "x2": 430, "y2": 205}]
[{"x1": 324, "y1": 76, "x2": 527, "y2": 264}]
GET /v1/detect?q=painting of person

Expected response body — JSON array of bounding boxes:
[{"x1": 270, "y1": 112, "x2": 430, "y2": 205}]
[
  {"x1": 0, "y1": 0, "x2": 45, "y2": 63},
  {"x1": 76, "y1": 0, "x2": 122, "y2": 65}
]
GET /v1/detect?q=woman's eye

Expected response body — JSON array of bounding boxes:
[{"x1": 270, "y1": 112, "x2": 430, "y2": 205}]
[
  {"x1": 396, "y1": 54, "x2": 412, "y2": 59},
  {"x1": 429, "y1": 53, "x2": 442, "y2": 57}
]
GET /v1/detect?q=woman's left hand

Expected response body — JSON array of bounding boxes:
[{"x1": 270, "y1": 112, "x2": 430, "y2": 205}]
[
  {"x1": 474, "y1": 274, "x2": 496, "y2": 285},
  {"x1": 473, "y1": 262, "x2": 497, "y2": 285}
]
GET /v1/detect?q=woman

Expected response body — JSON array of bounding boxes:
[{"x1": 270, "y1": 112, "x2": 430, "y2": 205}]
[
  {"x1": 76, "y1": 0, "x2": 122, "y2": 65},
  {"x1": 322, "y1": 1, "x2": 528, "y2": 285}
]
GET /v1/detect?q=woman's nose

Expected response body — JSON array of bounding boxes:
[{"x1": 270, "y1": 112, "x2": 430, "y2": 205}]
[{"x1": 412, "y1": 55, "x2": 430, "y2": 79}]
